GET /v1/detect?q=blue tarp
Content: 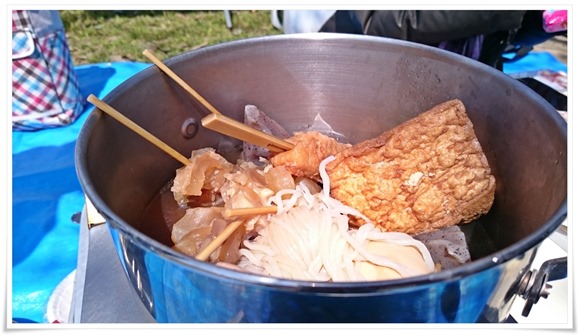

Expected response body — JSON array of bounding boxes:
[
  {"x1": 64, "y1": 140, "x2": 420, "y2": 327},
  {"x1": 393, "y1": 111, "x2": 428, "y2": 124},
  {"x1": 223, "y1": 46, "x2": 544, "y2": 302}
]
[
  {"x1": 12, "y1": 62, "x2": 150, "y2": 323},
  {"x1": 503, "y1": 50, "x2": 567, "y2": 75},
  {"x1": 11, "y1": 50, "x2": 566, "y2": 323}
]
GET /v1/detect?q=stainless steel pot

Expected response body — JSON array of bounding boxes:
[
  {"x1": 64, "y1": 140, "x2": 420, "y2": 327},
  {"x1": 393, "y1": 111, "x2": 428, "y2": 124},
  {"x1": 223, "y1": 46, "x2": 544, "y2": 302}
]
[{"x1": 75, "y1": 33, "x2": 567, "y2": 323}]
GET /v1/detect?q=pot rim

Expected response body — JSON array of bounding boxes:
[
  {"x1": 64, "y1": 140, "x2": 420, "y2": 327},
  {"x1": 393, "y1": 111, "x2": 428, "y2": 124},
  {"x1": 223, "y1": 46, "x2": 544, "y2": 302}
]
[{"x1": 75, "y1": 33, "x2": 568, "y2": 293}]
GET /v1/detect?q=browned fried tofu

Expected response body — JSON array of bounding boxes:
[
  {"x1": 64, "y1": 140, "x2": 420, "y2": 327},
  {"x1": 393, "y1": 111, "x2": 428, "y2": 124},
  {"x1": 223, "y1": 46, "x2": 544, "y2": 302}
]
[
  {"x1": 325, "y1": 99, "x2": 496, "y2": 235},
  {"x1": 270, "y1": 131, "x2": 350, "y2": 179}
]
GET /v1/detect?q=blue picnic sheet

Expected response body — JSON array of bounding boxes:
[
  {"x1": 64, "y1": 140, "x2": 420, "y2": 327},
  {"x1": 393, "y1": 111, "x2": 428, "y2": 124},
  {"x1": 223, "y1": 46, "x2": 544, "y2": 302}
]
[
  {"x1": 11, "y1": 50, "x2": 566, "y2": 323},
  {"x1": 503, "y1": 49, "x2": 567, "y2": 76},
  {"x1": 12, "y1": 61, "x2": 150, "y2": 323}
]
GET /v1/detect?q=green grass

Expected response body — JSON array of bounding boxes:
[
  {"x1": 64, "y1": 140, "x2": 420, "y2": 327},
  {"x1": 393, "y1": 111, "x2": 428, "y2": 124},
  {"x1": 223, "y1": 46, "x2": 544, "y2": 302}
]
[{"x1": 60, "y1": 10, "x2": 282, "y2": 65}]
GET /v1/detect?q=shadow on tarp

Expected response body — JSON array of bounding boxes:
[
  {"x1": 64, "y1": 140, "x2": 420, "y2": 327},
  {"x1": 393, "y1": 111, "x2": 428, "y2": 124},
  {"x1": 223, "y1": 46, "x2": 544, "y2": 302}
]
[
  {"x1": 76, "y1": 62, "x2": 151, "y2": 102},
  {"x1": 76, "y1": 64, "x2": 116, "y2": 104},
  {"x1": 12, "y1": 141, "x2": 83, "y2": 265},
  {"x1": 11, "y1": 61, "x2": 150, "y2": 323}
]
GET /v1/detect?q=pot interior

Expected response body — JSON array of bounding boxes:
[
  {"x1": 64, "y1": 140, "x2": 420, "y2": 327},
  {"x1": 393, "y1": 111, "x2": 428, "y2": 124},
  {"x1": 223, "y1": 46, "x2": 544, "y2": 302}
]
[{"x1": 76, "y1": 34, "x2": 567, "y2": 281}]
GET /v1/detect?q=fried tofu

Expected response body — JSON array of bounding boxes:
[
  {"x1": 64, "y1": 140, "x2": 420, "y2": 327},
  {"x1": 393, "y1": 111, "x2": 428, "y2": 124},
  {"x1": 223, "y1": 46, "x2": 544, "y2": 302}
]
[
  {"x1": 325, "y1": 99, "x2": 496, "y2": 235},
  {"x1": 270, "y1": 131, "x2": 351, "y2": 180}
]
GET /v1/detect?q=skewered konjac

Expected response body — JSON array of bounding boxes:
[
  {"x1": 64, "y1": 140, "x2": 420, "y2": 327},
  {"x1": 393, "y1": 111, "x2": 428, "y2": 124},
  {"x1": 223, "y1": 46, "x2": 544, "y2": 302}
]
[{"x1": 169, "y1": 99, "x2": 496, "y2": 282}]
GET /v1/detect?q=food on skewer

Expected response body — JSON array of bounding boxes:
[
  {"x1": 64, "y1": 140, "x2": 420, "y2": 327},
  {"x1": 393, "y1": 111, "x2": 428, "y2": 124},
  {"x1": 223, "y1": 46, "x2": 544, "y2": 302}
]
[
  {"x1": 270, "y1": 131, "x2": 351, "y2": 180},
  {"x1": 168, "y1": 99, "x2": 495, "y2": 282},
  {"x1": 171, "y1": 151, "x2": 435, "y2": 281},
  {"x1": 171, "y1": 148, "x2": 234, "y2": 207}
]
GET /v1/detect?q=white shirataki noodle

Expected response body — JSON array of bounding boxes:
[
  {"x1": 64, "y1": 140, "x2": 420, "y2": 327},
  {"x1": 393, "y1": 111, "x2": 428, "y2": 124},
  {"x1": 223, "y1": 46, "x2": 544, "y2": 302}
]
[{"x1": 237, "y1": 156, "x2": 436, "y2": 282}]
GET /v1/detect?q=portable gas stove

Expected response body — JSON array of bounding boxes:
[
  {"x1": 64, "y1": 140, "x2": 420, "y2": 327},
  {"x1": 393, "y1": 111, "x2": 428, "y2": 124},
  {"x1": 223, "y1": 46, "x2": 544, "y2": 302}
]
[{"x1": 58, "y1": 205, "x2": 569, "y2": 324}]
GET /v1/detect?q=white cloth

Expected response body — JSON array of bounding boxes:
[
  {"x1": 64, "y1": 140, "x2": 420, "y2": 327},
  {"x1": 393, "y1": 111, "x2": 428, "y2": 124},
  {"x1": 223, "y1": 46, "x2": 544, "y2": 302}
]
[{"x1": 282, "y1": 10, "x2": 336, "y2": 34}]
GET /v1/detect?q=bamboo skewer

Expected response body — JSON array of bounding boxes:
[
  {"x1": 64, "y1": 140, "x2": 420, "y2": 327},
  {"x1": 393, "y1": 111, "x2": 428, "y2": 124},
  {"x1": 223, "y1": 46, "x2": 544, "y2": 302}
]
[
  {"x1": 91, "y1": 51, "x2": 296, "y2": 262},
  {"x1": 142, "y1": 49, "x2": 294, "y2": 153},
  {"x1": 202, "y1": 113, "x2": 294, "y2": 152},
  {"x1": 195, "y1": 206, "x2": 278, "y2": 261},
  {"x1": 222, "y1": 205, "x2": 278, "y2": 219},
  {"x1": 87, "y1": 94, "x2": 190, "y2": 166},
  {"x1": 142, "y1": 49, "x2": 222, "y2": 116},
  {"x1": 196, "y1": 219, "x2": 246, "y2": 261},
  {"x1": 87, "y1": 95, "x2": 278, "y2": 263}
]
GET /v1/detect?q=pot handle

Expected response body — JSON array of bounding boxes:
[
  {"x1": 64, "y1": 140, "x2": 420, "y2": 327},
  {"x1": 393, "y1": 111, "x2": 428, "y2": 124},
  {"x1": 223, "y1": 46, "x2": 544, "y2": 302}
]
[{"x1": 518, "y1": 256, "x2": 567, "y2": 317}]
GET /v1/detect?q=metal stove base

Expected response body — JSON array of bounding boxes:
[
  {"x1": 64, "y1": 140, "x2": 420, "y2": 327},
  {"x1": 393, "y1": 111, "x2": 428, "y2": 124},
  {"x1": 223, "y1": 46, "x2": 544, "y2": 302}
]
[{"x1": 69, "y1": 208, "x2": 155, "y2": 323}]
